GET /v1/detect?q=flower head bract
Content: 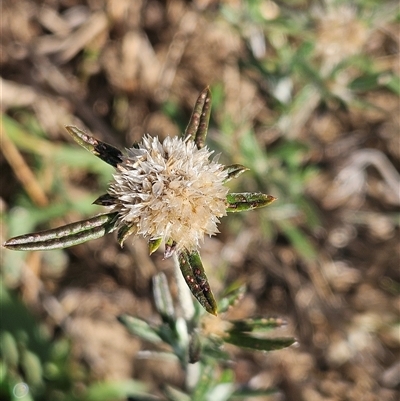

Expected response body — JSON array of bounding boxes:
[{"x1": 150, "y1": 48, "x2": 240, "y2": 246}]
[{"x1": 4, "y1": 87, "x2": 276, "y2": 315}]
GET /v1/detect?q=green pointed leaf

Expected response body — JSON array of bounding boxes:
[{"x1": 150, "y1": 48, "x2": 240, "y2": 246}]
[
  {"x1": 118, "y1": 315, "x2": 163, "y2": 344},
  {"x1": 202, "y1": 337, "x2": 230, "y2": 361},
  {"x1": 148, "y1": 238, "x2": 163, "y2": 255},
  {"x1": 229, "y1": 317, "x2": 287, "y2": 332},
  {"x1": 348, "y1": 73, "x2": 381, "y2": 91},
  {"x1": 226, "y1": 193, "x2": 277, "y2": 212},
  {"x1": 65, "y1": 125, "x2": 123, "y2": 167},
  {"x1": 191, "y1": 363, "x2": 218, "y2": 401},
  {"x1": 184, "y1": 87, "x2": 212, "y2": 149},
  {"x1": 4, "y1": 213, "x2": 118, "y2": 251},
  {"x1": 20, "y1": 348, "x2": 43, "y2": 386},
  {"x1": 117, "y1": 224, "x2": 138, "y2": 247},
  {"x1": 224, "y1": 332, "x2": 295, "y2": 351},
  {"x1": 218, "y1": 283, "x2": 246, "y2": 313},
  {"x1": 178, "y1": 250, "x2": 217, "y2": 315},
  {"x1": 223, "y1": 164, "x2": 250, "y2": 182}
]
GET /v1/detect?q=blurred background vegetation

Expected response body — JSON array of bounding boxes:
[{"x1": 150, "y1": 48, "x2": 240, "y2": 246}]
[{"x1": 1, "y1": 0, "x2": 399, "y2": 400}]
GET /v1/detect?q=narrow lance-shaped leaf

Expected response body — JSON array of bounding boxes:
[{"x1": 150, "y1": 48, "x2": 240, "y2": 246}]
[
  {"x1": 4, "y1": 213, "x2": 118, "y2": 251},
  {"x1": 226, "y1": 193, "x2": 277, "y2": 213},
  {"x1": 223, "y1": 164, "x2": 250, "y2": 182},
  {"x1": 178, "y1": 250, "x2": 217, "y2": 316},
  {"x1": 218, "y1": 284, "x2": 246, "y2": 313},
  {"x1": 224, "y1": 332, "x2": 296, "y2": 352},
  {"x1": 229, "y1": 317, "x2": 287, "y2": 333},
  {"x1": 188, "y1": 330, "x2": 202, "y2": 364},
  {"x1": 153, "y1": 273, "x2": 175, "y2": 323},
  {"x1": 93, "y1": 193, "x2": 116, "y2": 206},
  {"x1": 148, "y1": 238, "x2": 163, "y2": 255},
  {"x1": 118, "y1": 314, "x2": 163, "y2": 344},
  {"x1": 65, "y1": 125, "x2": 123, "y2": 167},
  {"x1": 117, "y1": 224, "x2": 138, "y2": 248},
  {"x1": 191, "y1": 363, "x2": 220, "y2": 400},
  {"x1": 183, "y1": 87, "x2": 212, "y2": 149}
]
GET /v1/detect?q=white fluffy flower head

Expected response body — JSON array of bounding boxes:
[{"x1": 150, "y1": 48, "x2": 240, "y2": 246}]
[{"x1": 108, "y1": 135, "x2": 228, "y2": 252}]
